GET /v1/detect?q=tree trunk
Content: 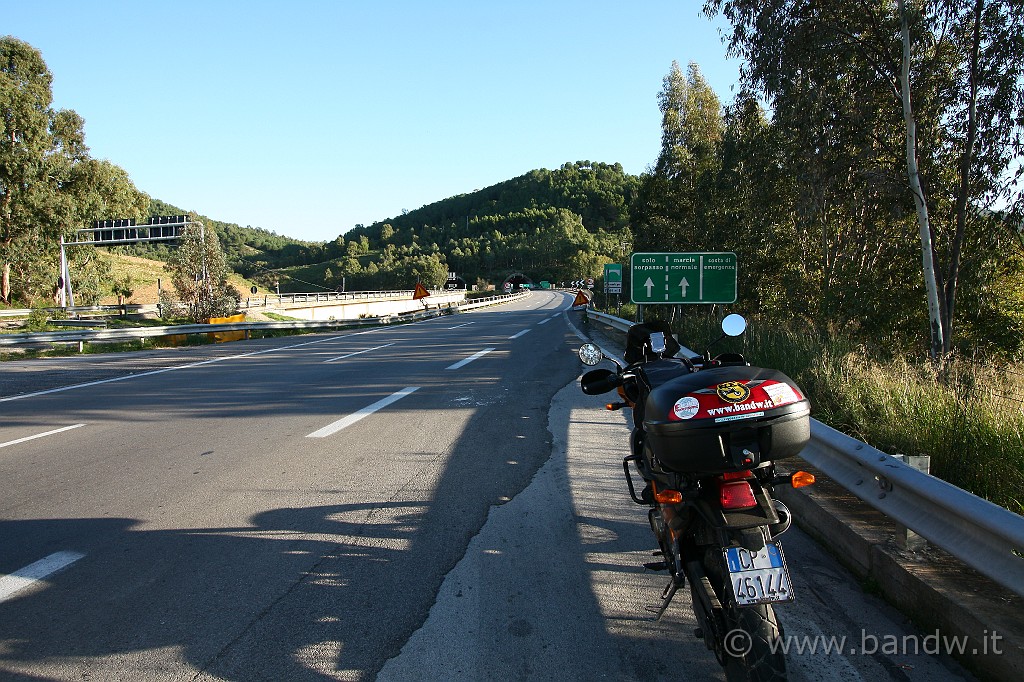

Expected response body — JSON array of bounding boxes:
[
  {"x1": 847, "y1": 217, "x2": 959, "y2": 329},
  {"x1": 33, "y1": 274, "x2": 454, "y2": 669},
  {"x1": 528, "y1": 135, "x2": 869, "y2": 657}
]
[
  {"x1": 1, "y1": 262, "x2": 9, "y2": 303},
  {"x1": 945, "y1": 0, "x2": 984, "y2": 356},
  {"x1": 900, "y1": 0, "x2": 946, "y2": 360}
]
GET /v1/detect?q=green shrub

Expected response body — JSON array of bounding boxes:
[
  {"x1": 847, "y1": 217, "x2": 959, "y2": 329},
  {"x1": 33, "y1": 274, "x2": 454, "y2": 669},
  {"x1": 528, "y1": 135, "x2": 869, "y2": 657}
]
[{"x1": 25, "y1": 307, "x2": 51, "y2": 332}]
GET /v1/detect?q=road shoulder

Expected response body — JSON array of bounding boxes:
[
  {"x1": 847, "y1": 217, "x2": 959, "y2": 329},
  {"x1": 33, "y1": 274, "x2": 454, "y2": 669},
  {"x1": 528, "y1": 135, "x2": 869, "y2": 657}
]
[{"x1": 576, "y1": 308, "x2": 1021, "y2": 682}]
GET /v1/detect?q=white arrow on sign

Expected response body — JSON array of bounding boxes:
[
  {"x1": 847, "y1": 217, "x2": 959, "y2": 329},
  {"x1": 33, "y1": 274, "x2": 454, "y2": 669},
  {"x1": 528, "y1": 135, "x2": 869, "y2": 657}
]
[
  {"x1": 644, "y1": 277, "x2": 655, "y2": 297},
  {"x1": 680, "y1": 277, "x2": 689, "y2": 297}
]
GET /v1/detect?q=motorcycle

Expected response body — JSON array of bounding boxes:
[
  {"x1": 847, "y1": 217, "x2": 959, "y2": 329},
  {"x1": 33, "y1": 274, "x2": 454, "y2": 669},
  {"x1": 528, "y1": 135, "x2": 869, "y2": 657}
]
[{"x1": 578, "y1": 314, "x2": 816, "y2": 682}]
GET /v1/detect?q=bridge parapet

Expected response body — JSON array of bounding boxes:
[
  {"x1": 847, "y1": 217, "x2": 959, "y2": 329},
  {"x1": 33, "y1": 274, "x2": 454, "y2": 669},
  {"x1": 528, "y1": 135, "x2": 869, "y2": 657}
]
[{"x1": 244, "y1": 290, "x2": 468, "y2": 321}]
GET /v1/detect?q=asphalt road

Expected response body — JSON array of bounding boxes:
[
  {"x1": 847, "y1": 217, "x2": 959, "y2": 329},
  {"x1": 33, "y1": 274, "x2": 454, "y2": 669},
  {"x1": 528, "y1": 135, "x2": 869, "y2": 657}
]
[{"x1": 0, "y1": 291, "x2": 975, "y2": 681}]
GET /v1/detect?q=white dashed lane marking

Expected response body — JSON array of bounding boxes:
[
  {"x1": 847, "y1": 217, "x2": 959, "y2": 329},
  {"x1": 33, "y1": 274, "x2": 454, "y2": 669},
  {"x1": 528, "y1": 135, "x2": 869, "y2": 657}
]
[
  {"x1": 306, "y1": 387, "x2": 420, "y2": 438},
  {"x1": 445, "y1": 348, "x2": 495, "y2": 370},
  {"x1": 0, "y1": 423, "x2": 86, "y2": 450},
  {"x1": 0, "y1": 551, "x2": 86, "y2": 604}
]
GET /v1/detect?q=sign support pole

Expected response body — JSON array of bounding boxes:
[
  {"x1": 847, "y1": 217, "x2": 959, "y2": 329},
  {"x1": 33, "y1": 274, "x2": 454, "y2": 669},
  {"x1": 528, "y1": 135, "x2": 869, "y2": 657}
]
[
  {"x1": 58, "y1": 237, "x2": 66, "y2": 308},
  {"x1": 59, "y1": 236, "x2": 74, "y2": 307}
]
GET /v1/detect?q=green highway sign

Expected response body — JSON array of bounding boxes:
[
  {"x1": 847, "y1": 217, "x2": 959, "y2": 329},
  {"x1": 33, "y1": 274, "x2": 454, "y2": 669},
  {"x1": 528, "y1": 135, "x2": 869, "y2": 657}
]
[
  {"x1": 630, "y1": 252, "x2": 738, "y2": 304},
  {"x1": 604, "y1": 263, "x2": 622, "y2": 293}
]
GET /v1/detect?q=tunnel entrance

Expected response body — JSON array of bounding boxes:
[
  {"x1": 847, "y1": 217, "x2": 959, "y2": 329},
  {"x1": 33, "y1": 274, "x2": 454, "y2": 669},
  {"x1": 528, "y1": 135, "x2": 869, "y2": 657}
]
[{"x1": 501, "y1": 273, "x2": 535, "y2": 292}]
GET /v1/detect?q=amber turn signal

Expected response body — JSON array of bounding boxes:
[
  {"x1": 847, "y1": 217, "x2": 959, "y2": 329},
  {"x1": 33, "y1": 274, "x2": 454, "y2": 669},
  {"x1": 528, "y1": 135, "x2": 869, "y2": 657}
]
[
  {"x1": 791, "y1": 471, "x2": 816, "y2": 488},
  {"x1": 654, "y1": 488, "x2": 683, "y2": 504}
]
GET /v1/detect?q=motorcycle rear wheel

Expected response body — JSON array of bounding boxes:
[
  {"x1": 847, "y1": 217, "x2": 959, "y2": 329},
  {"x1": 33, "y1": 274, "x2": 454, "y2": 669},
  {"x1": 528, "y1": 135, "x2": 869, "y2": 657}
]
[{"x1": 721, "y1": 603, "x2": 786, "y2": 682}]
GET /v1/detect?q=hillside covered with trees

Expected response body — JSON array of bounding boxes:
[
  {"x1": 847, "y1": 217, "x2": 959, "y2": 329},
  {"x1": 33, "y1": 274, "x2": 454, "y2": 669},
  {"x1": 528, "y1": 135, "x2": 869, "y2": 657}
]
[
  {"x1": 311, "y1": 161, "x2": 638, "y2": 292},
  {"x1": 119, "y1": 199, "x2": 322, "y2": 276},
  {"x1": 117, "y1": 163, "x2": 638, "y2": 295}
]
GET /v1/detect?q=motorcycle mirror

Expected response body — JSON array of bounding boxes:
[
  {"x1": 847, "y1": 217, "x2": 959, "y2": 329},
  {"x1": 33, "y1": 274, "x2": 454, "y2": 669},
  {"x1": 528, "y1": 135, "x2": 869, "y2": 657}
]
[
  {"x1": 578, "y1": 343, "x2": 604, "y2": 366},
  {"x1": 649, "y1": 332, "x2": 667, "y2": 355},
  {"x1": 721, "y1": 314, "x2": 747, "y2": 337}
]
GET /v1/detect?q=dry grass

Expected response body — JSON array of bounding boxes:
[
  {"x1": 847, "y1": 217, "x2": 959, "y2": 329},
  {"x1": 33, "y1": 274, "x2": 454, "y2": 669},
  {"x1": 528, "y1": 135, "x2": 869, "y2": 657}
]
[
  {"x1": 664, "y1": 313, "x2": 1023, "y2": 513},
  {"x1": 95, "y1": 251, "x2": 258, "y2": 305},
  {"x1": 809, "y1": 350, "x2": 1024, "y2": 513}
]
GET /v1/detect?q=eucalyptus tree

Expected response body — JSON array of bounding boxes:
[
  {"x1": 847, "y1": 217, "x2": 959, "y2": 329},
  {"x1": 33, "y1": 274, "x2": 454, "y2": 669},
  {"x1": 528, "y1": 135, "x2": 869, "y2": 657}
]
[
  {"x1": 716, "y1": 91, "x2": 814, "y2": 318},
  {"x1": 925, "y1": 0, "x2": 1024, "y2": 355},
  {"x1": 703, "y1": 0, "x2": 1024, "y2": 358},
  {"x1": 167, "y1": 220, "x2": 238, "y2": 321},
  {"x1": 633, "y1": 61, "x2": 725, "y2": 255},
  {"x1": 0, "y1": 36, "x2": 148, "y2": 305}
]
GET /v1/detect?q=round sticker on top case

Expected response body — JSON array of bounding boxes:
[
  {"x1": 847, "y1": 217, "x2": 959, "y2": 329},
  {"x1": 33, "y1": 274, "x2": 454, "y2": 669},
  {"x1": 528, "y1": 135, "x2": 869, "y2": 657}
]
[{"x1": 672, "y1": 396, "x2": 700, "y2": 420}]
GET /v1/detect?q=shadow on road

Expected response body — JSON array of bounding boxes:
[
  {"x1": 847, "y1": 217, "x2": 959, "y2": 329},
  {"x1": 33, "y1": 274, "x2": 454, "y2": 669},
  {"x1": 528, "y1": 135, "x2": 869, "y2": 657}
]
[{"x1": 1, "y1": 301, "x2": 639, "y2": 680}]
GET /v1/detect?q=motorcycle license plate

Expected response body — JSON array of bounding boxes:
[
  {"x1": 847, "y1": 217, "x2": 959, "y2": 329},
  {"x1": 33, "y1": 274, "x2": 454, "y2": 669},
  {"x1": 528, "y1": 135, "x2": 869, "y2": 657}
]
[{"x1": 724, "y1": 541, "x2": 794, "y2": 606}]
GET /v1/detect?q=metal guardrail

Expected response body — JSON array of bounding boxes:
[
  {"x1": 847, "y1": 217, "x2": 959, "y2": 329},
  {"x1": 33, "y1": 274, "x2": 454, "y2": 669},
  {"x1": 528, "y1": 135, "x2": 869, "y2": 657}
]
[
  {"x1": 0, "y1": 304, "x2": 159, "y2": 319},
  {"x1": 585, "y1": 309, "x2": 631, "y2": 332},
  {"x1": 583, "y1": 309, "x2": 698, "y2": 358},
  {"x1": 804, "y1": 423, "x2": 1024, "y2": 595},
  {"x1": 583, "y1": 307, "x2": 1024, "y2": 595},
  {"x1": 0, "y1": 291, "x2": 436, "y2": 318},
  {"x1": 0, "y1": 292, "x2": 528, "y2": 347}
]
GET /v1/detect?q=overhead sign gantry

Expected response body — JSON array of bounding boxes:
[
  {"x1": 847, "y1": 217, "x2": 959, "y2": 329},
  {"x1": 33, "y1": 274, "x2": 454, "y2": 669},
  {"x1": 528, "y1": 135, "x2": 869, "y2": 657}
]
[{"x1": 58, "y1": 215, "x2": 199, "y2": 307}]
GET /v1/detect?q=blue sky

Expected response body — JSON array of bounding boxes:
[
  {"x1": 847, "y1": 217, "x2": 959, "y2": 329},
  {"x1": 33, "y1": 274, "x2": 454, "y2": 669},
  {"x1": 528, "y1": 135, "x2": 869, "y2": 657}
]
[{"x1": 5, "y1": 1, "x2": 742, "y2": 243}]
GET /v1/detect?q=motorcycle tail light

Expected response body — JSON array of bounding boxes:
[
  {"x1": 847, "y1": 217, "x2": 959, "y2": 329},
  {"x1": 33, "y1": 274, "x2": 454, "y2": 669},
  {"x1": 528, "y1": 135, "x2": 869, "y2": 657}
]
[{"x1": 719, "y1": 480, "x2": 757, "y2": 510}]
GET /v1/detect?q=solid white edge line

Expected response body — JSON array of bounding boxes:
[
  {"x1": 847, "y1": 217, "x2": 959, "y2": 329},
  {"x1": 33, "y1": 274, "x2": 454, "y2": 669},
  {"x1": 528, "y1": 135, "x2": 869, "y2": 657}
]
[
  {"x1": 0, "y1": 423, "x2": 86, "y2": 450},
  {"x1": 0, "y1": 334, "x2": 354, "y2": 404},
  {"x1": 0, "y1": 551, "x2": 86, "y2": 603},
  {"x1": 445, "y1": 348, "x2": 495, "y2": 371},
  {"x1": 306, "y1": 387, "x2": 420, "y2": 438},
  {"x1": 508, "y1": 329, "x2": 531, "y2": 339}
]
